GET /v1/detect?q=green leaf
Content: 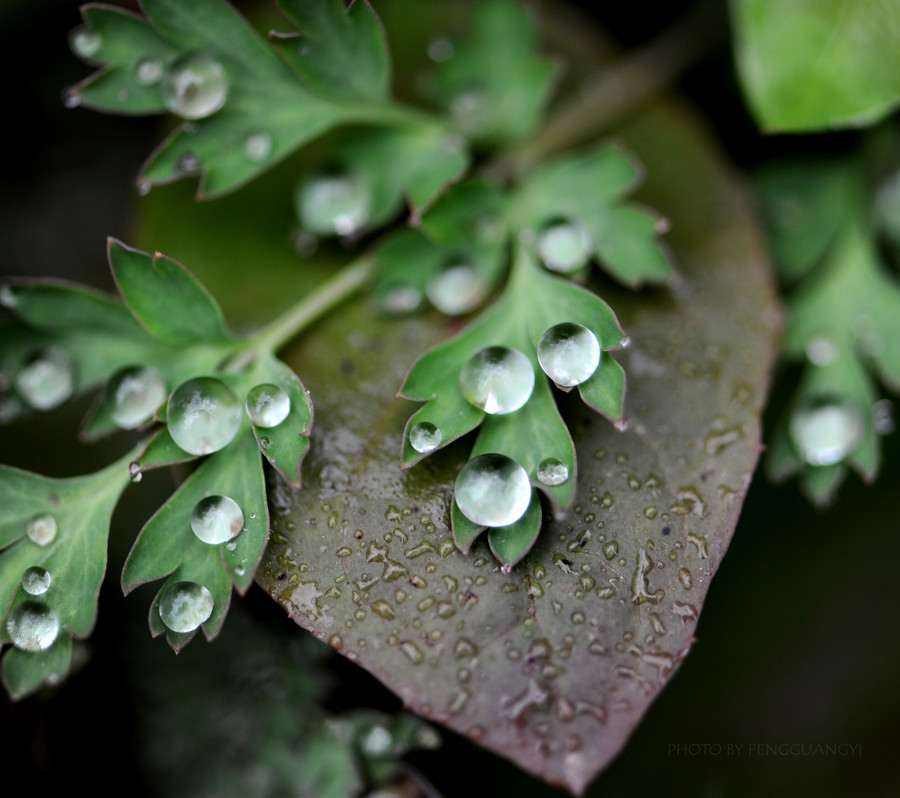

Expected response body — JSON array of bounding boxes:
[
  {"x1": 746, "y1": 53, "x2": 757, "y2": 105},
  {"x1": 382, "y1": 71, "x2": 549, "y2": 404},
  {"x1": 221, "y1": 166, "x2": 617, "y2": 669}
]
[
  {"x1": 486, "y1": 490, "x2": 541, "y2": 571},
  {"x1": 108, "y1": 238, "x2": 233, "y2": 344},
  {"x1": 422, "y1": 0, "x2": 557, "y2": 144},
  {"x1": 733, "y1": 0, "x2": 900, "y2": 131},
  {"x1": 579, "y1": 353, "x2": 627, "y2": 426},
  {"x1": 2, "y1": 634, "x2": 72, "y2": 700},
  {"x1": 274, "y1": 0, "x2": 391, "y2": 102}
]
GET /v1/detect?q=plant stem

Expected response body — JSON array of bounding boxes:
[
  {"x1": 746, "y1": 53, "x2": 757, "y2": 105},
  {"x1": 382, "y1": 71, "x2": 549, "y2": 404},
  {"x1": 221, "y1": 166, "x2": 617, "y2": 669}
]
[
  {"x1": 226, "y1": 254, "x2": 375, "y2": 371},
  {"x1": 483, "y1": 0, "x2": 726, "y2": 181}
]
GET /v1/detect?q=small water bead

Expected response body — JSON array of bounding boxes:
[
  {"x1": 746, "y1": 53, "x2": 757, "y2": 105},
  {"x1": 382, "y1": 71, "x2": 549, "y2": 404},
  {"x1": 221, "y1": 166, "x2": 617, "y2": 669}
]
[
  {"x1": 536, "y1": 221, "x2": 591, "y2": 273},
  {"x1": 158, "y1": 581, "x2": 214, "y2": 633},
  {"x1": 27, "y1": 513, "x2": 58, "y2": 547},
  {"x1": 106, "y1": 365, "x2": 167, "y2": 429},
  {"x1": 135, "y1": 56, "x2": 164, "y2": 86},
  {"x1": 455, "y1": 453, "x2": 531, "y2": 527},
  {"x1": 427, "y1": 38, "x2": 455, "y2": 62},
  {"x1": 167, "y1": 377, "x2": 242, "y2": 455},
  {"x1": 176, "y1": 152, "x2": 202, "y2": 174},
  {"x1": 790, "y1": 398, "x2": 864, "y2": 466},
  {"x1": 70, "y1": 26, "x2": 101, "y2": 59},
  {"x1": 537, "y1": 323, "x2": 601, "y2": 387},
  {"x1": 7, "y1": 601, "x2": 59, "y2": 651},
  {"x1": 21, "y1": 566, "x2": 52, "y2": 596},
  {"x1": 426, "y1": 262, "x2": 485, "y2": 315},
  {"x1": 296, "y1": 172, "x2": 371, "y2": 236},
  {"x1": 537, "y1": 457, "x2": 569, "y2": 486},
  {"x1": 409, "y1": 422, "x2": 442, "y2": 453},
  {"x1": 244, "y1": 131, "x2": 273, "y2": 163},
  {"x1": 161, "y1": 53, "x2": 228, "y2": 119},
  {"x1": 191, "y1": 496, "x2": 244, "y2": 544},
  {"x1": 459, "y1": 346, "x2": 534, "y2": 414},
  {"x1": 382, "y1": 285, "x2": 422, "y2": 314},
  {"x1": 16, "y1": 347, "x2": 75, "y2": 410},
  {"x1": 245, "y1": 384, "x2": 290, "y2": 428}
]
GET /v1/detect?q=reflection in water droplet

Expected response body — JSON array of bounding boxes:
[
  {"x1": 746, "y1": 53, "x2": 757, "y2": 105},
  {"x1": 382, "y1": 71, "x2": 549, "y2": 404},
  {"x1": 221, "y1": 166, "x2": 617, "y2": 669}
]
[
  {"x1": 16, "y1": 347, "x2": 75, "y2": 410},
  {"x1": 135, "y1": 56, "x2": 164, "y2": 86},
  {"x1": 106, "y1": 365, "x2": 167, "y2": 429},
  {"x1": 409, "y1": 421, "x2": 442, "y2": 453},
  {"x1": 168, "y1": 377, "x2": 241, "y2": 455},
  {"x1": 459, "y1": 346, "x2": 534, "y2": 414},
  {"x1": 426, "y1": 262, "x2": 485, "y2": 315},
  {"x1": 296, "y1": 172, "x2": 371, "y2": 236},
  {"x1": 21, "y1": 566, "x2": 52, "y2": 596},
  {"x1": 191, "y1": 495, "x2": 244, "y2": 544},
  {"x1": 537, "y1": 221, "x2": 591, "y2": 273},
  {"x1": 158, "y1": 581, "x2": 214, "y2": 633},
  {"x1": 245, "y1": 383, "x2": 290, "y2": 428},
  {"x1": 70, "y1": 26, "x2": 101, "y2": 59},
  {"x1": 790, "y1": 398, "x2": 864, "y2": 466},
  {"x1": 537, "y1": 457, "x2": 569, "y2": 486},
  {"x1": 161, "y1": 53, "x2": 228, "y2": 119},
  {"x1": 27, "y1": 513, "x2": 58, "y2": 547},
  {"x1": 7, "y1": 601, "x2": 59, "y2": 651},
  {"x1": 538, "y1": 323, "x2": 601, "y2": 387},
  {"x1": 244, "y1": 131, "x2": 273, "y2": 163},
  {"x1": 455, "y1": 454, "x2": 531, "y2": 527}
]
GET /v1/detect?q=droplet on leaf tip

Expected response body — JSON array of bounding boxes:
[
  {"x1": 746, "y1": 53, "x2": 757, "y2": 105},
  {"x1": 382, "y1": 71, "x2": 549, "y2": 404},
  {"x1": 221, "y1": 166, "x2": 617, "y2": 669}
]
[
  {"x1": 410, "y1": 421, "x2": 442, "y2": 453},
  {"x1": 455, "y1": 454, "x2": 531, "y2": 527},
  {"x1": 537, "y1": 323, "x2": 600, "y2": 387},
  {"x1": 69, "y1": 26, "x2": 101, "y2": 59},
  {"x1": 537, "y1": 457, "x2": 569, "y2": 486},
  {"x1": 245, "y1": 383, "x2": 290, "y2": 428},
  {"x1": 7, "y1": 601, "x2": 59, "y2": 651},
  {"x1": 790, "y1": 398, "x2": 864, "y2": 466},
  {"x1": 158, "y1": 581, "x2": 214, "y2": 633}
]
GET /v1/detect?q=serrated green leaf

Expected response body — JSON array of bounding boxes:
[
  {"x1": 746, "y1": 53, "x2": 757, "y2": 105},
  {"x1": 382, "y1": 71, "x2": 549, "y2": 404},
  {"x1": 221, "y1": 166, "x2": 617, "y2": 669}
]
[
  {"x1": 275, "y1": 0, "x2": 391, "y2": 102},
  {"x1": 733, "y1": 0, "x2": 900, "y2": 131},
  {"x1": 1, "y1": 633, "x2": 72, "y2": 700},
  {"x1": 131, "y1": 428, "x2": 197, "y2": 478},
  {"x1": 418, "y1": 179, "x2": 507, "y2": 243},
  {"x1": 591, "y1": 204, "x2": 673, "y2": 286},
  {"x1": 422, "y1": 0, "x2": 557, "y2": 143},
  {"x1": 108, "y1": 238, "x2": 232, "y2": 344},
  {"x1": 486, "y1": 490, "x2": 541, "y2": 570}
]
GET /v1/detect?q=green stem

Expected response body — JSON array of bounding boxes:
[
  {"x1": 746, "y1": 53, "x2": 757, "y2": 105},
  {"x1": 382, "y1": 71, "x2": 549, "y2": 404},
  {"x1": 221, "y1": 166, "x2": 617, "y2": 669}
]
[{"x1": 226, "y1": 254, "x2": 375, "y2": 372}]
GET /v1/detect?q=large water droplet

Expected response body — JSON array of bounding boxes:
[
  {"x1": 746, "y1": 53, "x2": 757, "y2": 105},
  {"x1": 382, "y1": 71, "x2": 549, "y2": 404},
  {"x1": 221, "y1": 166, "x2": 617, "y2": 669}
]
[
  {"x1": 245, "y1": 383, "x2": 290, "y2": 428},
  {"x1": 167, "y1": 377, "x2": 242, "y2": 455},
  {"x1": 296, "y1": 172, "x2": 371, "y2": 236},
  {"x1": 536, "y1": 221, "x2": 591, "y2": 273},
  {"x1": 106, "y1": 365, "x2": 167, "y2": 429},
  {"x1": 244, "y1": 131, "x2": 273, "y2": 163},
  {"x1": 410, "y1": 422, "x2": 442, "y2": 453},
  {"x1": 459, "y1": 346, "x2": 534, "y2": 414},
  {"x1": 455, "y1": 454, "x2": 531, "y2": 527},
  {"x1": 16, "y1": 347, "x2": 75, "y2": 410},
  {"x1": 70, "y1": 26, "x2": 101, "y2": 59},
  {"x1": 426, "y1": 262, "x2": 485, "y2": 315},
  {"x1": 537, "y1": 457, "x2": 569, "y2": 486},
  {"x1": 21, "y1": 566, "x2": 52, "y2": 596},
  {"x1": 790, "y1": 399, "x2": 864, "y2": 466},
  {"x1": 135, "y1": 56, "x2": 164, "y2": 86},
  {"x1": 538, "y1": 323, "x2": 601, "y2": 387},
  {"x1": 158, "y1": 582, "x2": 214, "y2": 633},
  {"x1": 26, "y1": 513, "x2": 58, "y2": 547},
  {"x1": 7, "y1": 601, "x2": 59, "y2": 651},
  {"x1": 191, "y1": 495, "x2": 244, "y2": 544},
  {"x1": 160, "y1": 53, "x2": 228, "y2": 120}
]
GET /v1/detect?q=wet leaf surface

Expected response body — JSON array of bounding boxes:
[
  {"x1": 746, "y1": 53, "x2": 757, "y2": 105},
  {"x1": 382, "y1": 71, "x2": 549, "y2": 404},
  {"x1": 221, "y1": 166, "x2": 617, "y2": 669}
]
[{"x1": 257, "y1": 95, "x2": 780, "y2": 793}]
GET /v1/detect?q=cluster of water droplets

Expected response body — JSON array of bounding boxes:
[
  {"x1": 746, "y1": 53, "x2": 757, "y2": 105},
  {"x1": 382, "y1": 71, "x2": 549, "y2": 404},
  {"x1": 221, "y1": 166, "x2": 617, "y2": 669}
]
[
  {"x1": 790, "y1": 397, "x2": 865, "y2": 466},
  {"x1": 245, "y1": 383, "x2": 290, "y2": 428},
  {"x1": 536, "y1": 220, "x2": 592, "y2": 274},
  {"x1": 296, "y1": 172, "x2": 372, "y2": 236},
  {"x1": 106, "y1": 365, "x2": 166, "y2": 429},
  {"x1": 537, "y1": 323, "x2": 601, "y2": 387},
  {"x1": 160, "y1": 53, "x2": 228, "y2": 120},
  {"x1": 167, "y1": 377, "x2": 242, "y2": 455},
  {"x1": 158, "y1": 581, "x2": 214, "y2": 633},
  {"x1": 15, "y1": 347, "x2": 75, "y2": 411}
]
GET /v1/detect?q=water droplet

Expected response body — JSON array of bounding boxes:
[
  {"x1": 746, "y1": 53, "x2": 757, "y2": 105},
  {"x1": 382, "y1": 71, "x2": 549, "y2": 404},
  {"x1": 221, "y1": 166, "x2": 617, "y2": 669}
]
[
  {"x1": 70, "y1": 26, "x2": 101, "y2": 59},
  {"x1": 191, "y1": 495, "x2": 244, "y2": 544},
  {"x1": 874, "y1": 399, "x2": 894, "y2": 435},
  {"x1": 455, "y1": 453, "x2": 531, "y2": 527},
  {"x1": 427, "y1": 38, "x2": 454, "y2": 62},
  {"x1": 160, "y1": 53, "x2": 228, "y2": 120},
  {"x1": 135, "y1": 56, "x2": 164, "y2": 86},
  {"x1": 459, "y1": 346, "x2": 534, "y2": 414},
  {"x1": 409, "y1": 421, "x2": 442, "y2": 453},
  {"x1": 245, "y1": 383, "x2": 290, "y2": 428},
  {"x1": 399, "y1": 640, "x2": 425, "y2": 664},
  {"x1": 678, "y1": 568, "x2": 693, "y2": 589},
  {"x1": 381, "y1": 285, "x2": 422, "y2": 314},
  {"x1": 26, "y1": 513, "x2": 58, "y2": 546},
  {"x1": 426, "y1": 262, "x2": 485, "y2": 315},
  {"x1": 106, "y1": 365, "x2": 166, "y2": 429},
  {"x1": 371, "y1": 600, "x2": 395, "y2": 620},
  {"x1": 296, "y1": 172, "x2": 371, "y2": 236},
  {"x1": 128, "y1": 462, "x2": 143, "y2": 483},
  {"x1": 538, "y1": 323, "x2": 601, "y2": 387},
  {"x1": 176, "y1": 152, "x2": 202, "y2": 174},
  {"x1": 360, "y1": 724, "x2": 393, "y2": 756},
  {"x1": 16, "y1": 347, "x2": 75, "y2": 410},
  {"x1": 537, "y1": 457, "x2": 569, "y2": 486},
  {"x1": 244, "y1": 131, "x2": 273, "y2": 163},
  {"x1": 0, "y1": 283, "x2": 18, "y2": 308},
  {"x1": 602, "y1": 541, "x2": 618, "y2": 560},
  {"x1": 536, "y1": 221, "x2": 591, "y2": 273},
  {"x1": 167, "y1": 377, "x2": 241, "y2": 455},
  {"x1": 158, "y1": 581, "x2": 214, "y2": 633},
  {"x1": 790, "y1": 398, "x2": 864, "y2": 466},
  {"x1": 806, "y1": 336, "x2": 837, "y2": 366},
  {"x1": 7, "y1": 601, "x2": 59, "y2": 651},
  {"x1": 21, "y1": 566, "x2": 51, "y2": 596}
]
